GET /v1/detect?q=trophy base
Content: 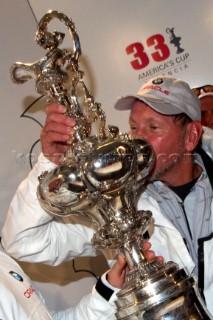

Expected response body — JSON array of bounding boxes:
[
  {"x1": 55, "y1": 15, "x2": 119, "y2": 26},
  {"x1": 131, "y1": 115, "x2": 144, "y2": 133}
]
[{"x1": 115, "y1": 261, "x2": 212, "y2": 320}]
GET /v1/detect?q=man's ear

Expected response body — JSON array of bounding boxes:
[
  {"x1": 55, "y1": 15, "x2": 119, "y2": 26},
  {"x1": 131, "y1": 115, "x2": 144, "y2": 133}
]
[{"x1": 185, "y1": 121, "x2": 203, "y2": 152}]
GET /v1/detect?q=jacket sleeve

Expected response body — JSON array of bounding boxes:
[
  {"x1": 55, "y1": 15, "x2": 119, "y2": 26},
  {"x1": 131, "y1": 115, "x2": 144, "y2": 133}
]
[
  {"x1": 52, "y1": 280, "x2": 119, "y2": 320},
  {"x1": 1, "y1": 153, "x2": 97, "y2": 265}
]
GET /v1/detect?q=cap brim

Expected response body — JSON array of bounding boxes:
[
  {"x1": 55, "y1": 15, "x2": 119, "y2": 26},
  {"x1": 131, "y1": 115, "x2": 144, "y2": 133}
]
[
  {"x1": 114, "y1": 94, "x2": 186, "y2": 116},
  {"x1": 114, "y1": 95, "x2": 137, "y2": 110},
  {"x1": 199, "y1": 92, "x2": 213, "y2": 99}
]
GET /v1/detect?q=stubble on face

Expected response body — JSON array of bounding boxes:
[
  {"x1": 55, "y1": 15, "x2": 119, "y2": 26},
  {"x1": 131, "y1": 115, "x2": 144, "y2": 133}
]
[{"x1": 149, "y1": 135, "x2": 187, "y2": 183}]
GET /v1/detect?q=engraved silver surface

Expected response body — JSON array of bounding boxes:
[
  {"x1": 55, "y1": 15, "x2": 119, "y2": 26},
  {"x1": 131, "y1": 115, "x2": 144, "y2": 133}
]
[{"x1": 11, "y1": 10, "x2": 212, "y2": 320}]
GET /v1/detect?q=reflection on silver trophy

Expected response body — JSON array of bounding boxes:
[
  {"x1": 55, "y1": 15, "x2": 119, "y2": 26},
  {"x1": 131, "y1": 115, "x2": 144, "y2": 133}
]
[{"x1": 11, "y1": 10, "x2": 212, "y2": 320}]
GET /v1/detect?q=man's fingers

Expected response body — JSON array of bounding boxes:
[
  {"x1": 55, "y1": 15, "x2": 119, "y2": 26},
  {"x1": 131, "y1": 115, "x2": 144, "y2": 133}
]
[
  {"x1": 44, "y1": 103, "x2": 66, "y2": 115},
  {"x1": 41, "y1": 122, "x2": 75, "y2": 137},
  {"x1": 142, "y1": 241, "x2": 164, "y2": 263},
  {"x1": 155, "y1": 256, "x2": 164, "y2": 263},
  {"x1": 40, "y1": 131, "x2": 71, "y2": 144},
  {"x1": 44, "y1": 104, "x2": 76, "y2": 127},
  {"x1": 107, "y1": 255, "x2": 127, "y2": 288},
  {"x1": 114, "y1": 255, "x2": 127, "y2": 272},
  {"x1": 44, "y1": 112, "x2": 76, "y2": 126},
  {"x1": 142, "y1": 241, "x2": 151, "y2": 251}
]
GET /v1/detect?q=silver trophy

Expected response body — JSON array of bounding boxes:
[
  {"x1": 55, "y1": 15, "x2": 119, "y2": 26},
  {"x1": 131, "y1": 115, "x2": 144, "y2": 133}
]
[{"x1": 11, "y1": 10, "x2": 212, "y2": 319}]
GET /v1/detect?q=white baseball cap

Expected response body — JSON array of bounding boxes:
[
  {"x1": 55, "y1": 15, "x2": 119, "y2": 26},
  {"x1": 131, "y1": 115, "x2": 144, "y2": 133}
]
[
  {"x1": 114, "y1": 76, "x2": 201, "y2": 121},
  {"x1": 199, "y1": 92, "x2": 213, "y2": 100}
]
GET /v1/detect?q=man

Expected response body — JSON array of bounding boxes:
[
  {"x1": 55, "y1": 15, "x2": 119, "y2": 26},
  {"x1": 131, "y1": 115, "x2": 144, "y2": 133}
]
[
  {"x1": 114, "y1": 76, "x2": 213, "y2": 314},
  {"x1": 199, "y1": 91, "x2": 213, "y2": 129},
  {"x1": 192, "y1": 85, "x2": 213, "y2": 129},
  {"x1": 2, "y1": 76, "x2": 213, "y2": 315}
]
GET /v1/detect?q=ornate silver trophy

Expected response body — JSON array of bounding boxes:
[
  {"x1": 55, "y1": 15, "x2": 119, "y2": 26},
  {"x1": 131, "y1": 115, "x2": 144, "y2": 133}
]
[{"x1": 11, "y1": 10, "x2": 212, "y2": 320}]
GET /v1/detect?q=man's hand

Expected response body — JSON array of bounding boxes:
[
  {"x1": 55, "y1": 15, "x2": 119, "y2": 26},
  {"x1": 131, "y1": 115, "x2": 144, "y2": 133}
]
[
  {"x1": 107, "y1": 242, "x2": 164, "y2": 289},
  {"x1": 40, "y1": 103, "x2": 76, "y2": 164},
  {"x1": 143, "y1": 241, "x2": 164, "y2": 263},
  {"x1": 107, "y1": 255, "x2": 128, "y2": 289}
]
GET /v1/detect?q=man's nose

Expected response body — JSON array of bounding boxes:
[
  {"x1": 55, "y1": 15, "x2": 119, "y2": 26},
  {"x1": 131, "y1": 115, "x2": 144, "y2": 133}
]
[{"x1": 133, "y1": 128, "x2": 146, "y2": 139}]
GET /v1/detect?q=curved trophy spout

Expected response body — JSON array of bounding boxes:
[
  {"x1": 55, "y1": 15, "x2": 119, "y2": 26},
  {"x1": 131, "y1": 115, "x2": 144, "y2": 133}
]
[
  {"x1": 11, "y1": 10, "x2": 80, "y2": 89},
  {"x1": 11, "y1": 10, "x2": 213, "y2": 320}
]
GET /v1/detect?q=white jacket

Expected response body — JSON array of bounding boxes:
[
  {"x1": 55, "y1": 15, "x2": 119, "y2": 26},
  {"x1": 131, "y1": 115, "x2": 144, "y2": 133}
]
[
  {"x1": 0, "y1": 251, "x2": 52, "y2": 320},
  {"x1": 0, "y1": 250, "x2": 117, "y2": 320},
  {"x1": 2, "y1": 127, "x2": 213, "y2": 317}
]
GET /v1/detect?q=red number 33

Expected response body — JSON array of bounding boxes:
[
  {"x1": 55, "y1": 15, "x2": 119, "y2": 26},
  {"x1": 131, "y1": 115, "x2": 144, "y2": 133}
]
[{"x1": 126, "y1": 34, "x2": 170, "y2": 70}]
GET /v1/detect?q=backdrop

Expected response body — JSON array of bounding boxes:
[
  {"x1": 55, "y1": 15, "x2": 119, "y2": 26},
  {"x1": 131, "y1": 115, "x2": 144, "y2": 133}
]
[{"x1": 1, "y1": 0, "x2": 213, "y2": 312}]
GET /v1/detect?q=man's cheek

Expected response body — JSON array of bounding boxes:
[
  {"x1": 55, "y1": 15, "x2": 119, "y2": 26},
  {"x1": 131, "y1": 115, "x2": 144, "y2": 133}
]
[{"x1": 156, "y1": 153, "x2": 168, "y2": 163}]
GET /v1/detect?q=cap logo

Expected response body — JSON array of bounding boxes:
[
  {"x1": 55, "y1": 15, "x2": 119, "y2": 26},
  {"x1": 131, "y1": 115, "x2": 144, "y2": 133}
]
[
  {"x1": 139, "y1": 85, "x2": 169, "y2": 96},
  {"x1": 152, "y1": 78, "x2": 163, "y2": 85},
  {"x1": 9, "y1": 271, "x2": 23, "y2": 282}
]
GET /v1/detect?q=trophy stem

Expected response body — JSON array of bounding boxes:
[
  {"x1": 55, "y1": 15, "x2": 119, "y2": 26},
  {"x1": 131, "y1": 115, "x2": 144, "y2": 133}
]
[{"x1": 121, "y1": 240, "x2": 146, "y2": 270}]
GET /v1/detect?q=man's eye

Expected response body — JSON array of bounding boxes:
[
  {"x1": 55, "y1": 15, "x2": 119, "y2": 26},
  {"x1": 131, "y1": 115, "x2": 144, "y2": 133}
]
[
  {"x1": 149, "y1": 125, "x2": 158, "y2": 130},
  {"x1": 130, "y1": 125, "x2": 137, "y2": 131}
]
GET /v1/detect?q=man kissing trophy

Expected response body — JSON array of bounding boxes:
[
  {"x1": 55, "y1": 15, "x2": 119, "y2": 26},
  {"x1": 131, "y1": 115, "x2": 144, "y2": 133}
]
[{"x1": 11, "y1": 10, "x2": 212, "y2": 320}]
